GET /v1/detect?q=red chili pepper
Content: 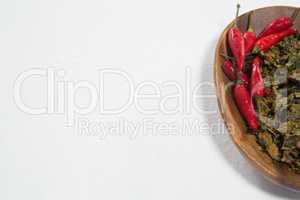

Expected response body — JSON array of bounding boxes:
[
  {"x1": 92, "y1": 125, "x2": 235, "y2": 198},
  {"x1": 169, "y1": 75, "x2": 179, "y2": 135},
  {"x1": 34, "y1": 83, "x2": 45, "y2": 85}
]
[
  {"x1": 233, "y1": 82, "x2": 258, "y2": 130},
  {"x1": 253, "y1": 28, "x2": 297, "y2": 53},
  {"x1": 250, "y1": 57, "x2": 265, "y2": 97},
  {"x1": 222, "y1": 60, "x2": 236, "y2": 80},
  {"x1": 244, "y1": 32, "x2": 256, "y2": 55},
  {"x1": 228, "y1": 28, "x2": 245, "y2": 71},
  {"x1": 258, "y1": 16, "x2": 293, "y2": 38},
  {"x1": 228, "y1": 4, "x2": 245, "y2": 71},
  {"x1": 258, "y1": 8, "x2": 300, "y2": 38},
  {"x1": 222, "y1": 60, "x2": 250, "y2": 88},
  {"x1": 243, "y1": 12, "x2": 257, "y2": 54}
]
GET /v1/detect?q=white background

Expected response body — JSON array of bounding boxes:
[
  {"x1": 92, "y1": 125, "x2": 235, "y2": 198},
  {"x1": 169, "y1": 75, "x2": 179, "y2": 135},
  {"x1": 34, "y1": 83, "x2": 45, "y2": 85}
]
[{"x1": 1, "y1": 0, "x2": 300, "y2": 199}]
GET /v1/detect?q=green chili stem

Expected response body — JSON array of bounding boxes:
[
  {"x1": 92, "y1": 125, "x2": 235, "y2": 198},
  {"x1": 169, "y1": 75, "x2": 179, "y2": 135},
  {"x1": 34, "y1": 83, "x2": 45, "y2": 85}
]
[
  {"x1": 234, "y1": 4, "x2": 241, "y2": 27},
  {"x1": 247, "y1": 11, "x2": 254, "y2": 32},
  {"x1": 220, "y1": 53, "x2": 235, "y2": 60}
]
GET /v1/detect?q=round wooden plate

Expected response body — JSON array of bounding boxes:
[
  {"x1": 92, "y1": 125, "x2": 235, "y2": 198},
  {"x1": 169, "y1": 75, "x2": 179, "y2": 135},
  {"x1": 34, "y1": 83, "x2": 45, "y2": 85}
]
[{"x1": 214, "y1": 6, "x2": 300, "y2": 191}]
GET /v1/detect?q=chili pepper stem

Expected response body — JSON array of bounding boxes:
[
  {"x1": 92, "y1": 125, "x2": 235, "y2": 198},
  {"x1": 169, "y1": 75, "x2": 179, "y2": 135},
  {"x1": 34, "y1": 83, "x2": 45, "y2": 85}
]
[
  {"x1": 233, "y1": 62, "x2": 242, "y2": 83},
  {"x1": 220, "y1": 53, "x2": 235, "y2": 60},
  {"x1": 247, "y1": 11, "x2": 254, "y2": 32},
  {"x1": 291, "y1": 7, "x2": 300, "y2": 22},
  {"x1": 234, "y1": 4, "x2": 241, "y2": 27},
  {"x1": 252, "y1": 47, "x2": 260, "y2": 54}
]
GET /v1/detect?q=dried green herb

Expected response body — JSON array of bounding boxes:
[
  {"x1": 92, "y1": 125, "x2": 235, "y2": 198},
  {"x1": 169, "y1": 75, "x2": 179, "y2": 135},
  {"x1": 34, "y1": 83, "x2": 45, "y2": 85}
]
[{"x1": 252, "y1": 33, "x2": 300, "y2": 173}]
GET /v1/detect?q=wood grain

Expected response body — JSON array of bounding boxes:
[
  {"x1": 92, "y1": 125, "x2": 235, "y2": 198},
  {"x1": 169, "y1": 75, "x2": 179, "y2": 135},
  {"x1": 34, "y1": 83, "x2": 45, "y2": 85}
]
[{"x1": 214, "y1": 6, "x2": 300, "y2": 191}]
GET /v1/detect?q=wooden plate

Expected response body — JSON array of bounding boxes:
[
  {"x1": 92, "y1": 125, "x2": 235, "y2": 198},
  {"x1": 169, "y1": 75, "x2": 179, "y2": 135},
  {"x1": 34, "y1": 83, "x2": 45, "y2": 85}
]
[{"x1": 214, "y1": 6, "x2": 300, "y2": 190}]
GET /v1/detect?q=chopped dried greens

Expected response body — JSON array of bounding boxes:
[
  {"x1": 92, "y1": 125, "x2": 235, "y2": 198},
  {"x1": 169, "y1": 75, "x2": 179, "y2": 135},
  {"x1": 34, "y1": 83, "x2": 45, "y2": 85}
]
[{"x1": 252, "y1": 33, "x2": 300, "y2": 173}]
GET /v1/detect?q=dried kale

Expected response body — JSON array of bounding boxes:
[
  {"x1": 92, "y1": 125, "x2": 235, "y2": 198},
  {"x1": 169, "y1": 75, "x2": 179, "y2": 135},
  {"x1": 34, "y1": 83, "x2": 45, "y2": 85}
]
[{"x1": 253, "y1": 33, "x2": 300, "y2": 173}]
